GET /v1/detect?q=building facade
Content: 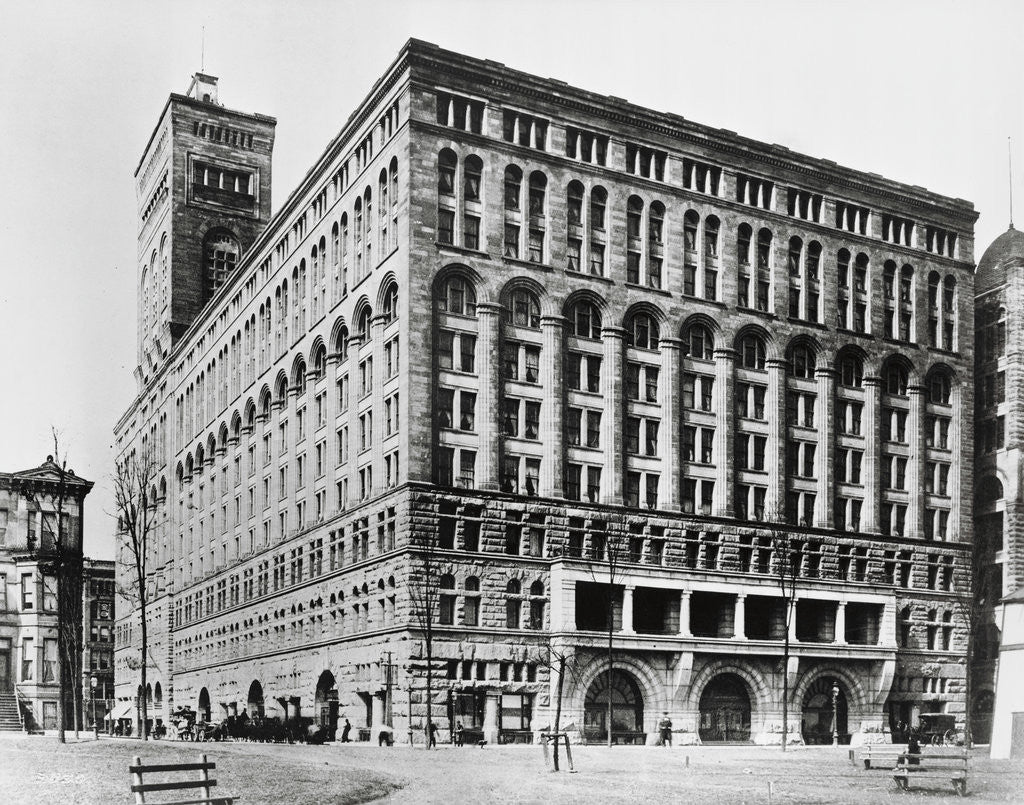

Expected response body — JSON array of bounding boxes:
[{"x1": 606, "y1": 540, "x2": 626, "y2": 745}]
[
  {"x1": 0, "y1": 457, "x2": 94, "y2": 732},
  {"x1": 114, "y1": 40, "x2": 977, "y2": 745},
  {"x1": 82, "y1": 558, "x2": 115, "y2": 730},
  {"x1": 973, "y1": 223, "x2": 1024, "y2": 755}
]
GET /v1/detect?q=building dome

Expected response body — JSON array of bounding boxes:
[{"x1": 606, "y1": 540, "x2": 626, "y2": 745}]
[{"x1": 976, "y1": 225, "x2": 1024, "y2": 294}]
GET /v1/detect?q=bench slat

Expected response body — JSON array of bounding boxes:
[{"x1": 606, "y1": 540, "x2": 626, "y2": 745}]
[
  {"x1": 131, "y1": 779, "x2": 218, "y2": 793},
  {"x1": 141, "y1": 799, "x2": 233, "y2": 805},
  {"x1": 129, "y1": 763, "x2": 216, "y2": 773}
]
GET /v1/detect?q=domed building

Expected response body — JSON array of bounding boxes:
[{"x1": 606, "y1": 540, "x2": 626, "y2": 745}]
[{"x1": 977, "y1": 223, "x2": 1024, "y2": 757}]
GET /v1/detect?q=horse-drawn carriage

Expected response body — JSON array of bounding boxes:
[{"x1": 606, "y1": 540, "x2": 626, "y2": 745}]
[{"x1": 168, "y1": 706, "x2": 228, "y2": 741}]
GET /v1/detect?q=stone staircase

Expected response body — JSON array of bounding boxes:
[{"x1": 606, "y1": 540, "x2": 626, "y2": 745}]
[{"x1": 0, "y1": 691, "x2": 24, "y2": 732}]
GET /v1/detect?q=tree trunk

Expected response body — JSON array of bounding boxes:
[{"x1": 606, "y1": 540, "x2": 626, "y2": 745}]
[
  {"x1": 607, "y1": 616, "x2": 613, "y2": 749},
  {"x1": 56, "y1": 565, "x2": 66, "y2": 744},
  {"x1": 140, "y1": 590, "x2": 149, "y2": 740},
  {"x1": 424, "y1": 609, "x2": 432, "y2": 749},
  {"x1": 553, "y1": 654, "x2": 565, "y2": 771}
]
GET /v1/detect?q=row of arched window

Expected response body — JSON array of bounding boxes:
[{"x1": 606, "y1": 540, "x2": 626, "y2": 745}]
[{"x1": 434, "y1": 152, "x2": 961, "y2": 344}]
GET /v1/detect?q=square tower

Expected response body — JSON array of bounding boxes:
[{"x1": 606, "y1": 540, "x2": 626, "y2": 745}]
[{"x1": 134, "y1": 73, "x2": 276, "y2": 386}]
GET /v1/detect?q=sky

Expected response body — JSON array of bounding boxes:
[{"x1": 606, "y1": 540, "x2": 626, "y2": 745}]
[{"x1": 0, "y1": 0, "x2": 1021, "y2": 561}]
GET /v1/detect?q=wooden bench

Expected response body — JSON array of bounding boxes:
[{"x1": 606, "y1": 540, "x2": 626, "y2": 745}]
[
  {"x1": 892, "y1": 750, "x2": 968, "y2": 796},
  {"x1": 860, "y1": 743, "x2": 907, "y2": 769},
  {"x1": 129, "y1": 754, "x2": 234, "y2": 805}
]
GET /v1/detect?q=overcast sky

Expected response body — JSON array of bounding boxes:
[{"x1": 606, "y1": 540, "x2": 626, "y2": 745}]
[{"x1": 0, "y1": 0, "x2": 1021, "y2": 560}]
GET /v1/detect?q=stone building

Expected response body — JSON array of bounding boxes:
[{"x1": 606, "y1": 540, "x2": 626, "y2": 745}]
[
  {"x1": 974, "y1": 223, "x2": 1024, "y2": 755},
  {"x1": 114, "y1": 40, "x2": 977, "y2": 746},
  {"x1": 82, "y1": 558, "x2": 115, "y2": 730},
  {"x1": 0, "y1": 457, "x2": 94, "y2": 732}
]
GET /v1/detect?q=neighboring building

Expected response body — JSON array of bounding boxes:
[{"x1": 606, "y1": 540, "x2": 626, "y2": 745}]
[
  {"x1": 0, "y1": 457, "x2": 94, "y2": 732},
  {"x1": 114, "y1": 40, "x2": 977, "y2": 746},
  {"x1": 974, "y1": 223, "x2": 1024, "y2": 755},
  {"x1": 82, "y1": 558, "x2": 115, "y2": 729}
]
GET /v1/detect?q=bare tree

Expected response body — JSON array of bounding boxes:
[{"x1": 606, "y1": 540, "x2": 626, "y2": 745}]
[
  {"x1": 407, "y1": 522, "x2": 446, "y2": 748},
  {"x1": 759, "y1": 508, "x2": 801, "y2": 752},
  {"x1": 529, "y1": 642, "x2": 582, "y2": 771},
  {"x1": 584, "y1": 525, "x2": 627, "y2": 748},
  {"x1": 112, "y1": 448, "x2": 159, "y2": 741},
  {"x1": 19, "y1": 429, "x2": 87, "y2": 744},
  {"x1": 952, "y1": 518, "x2": 1000, "y2": 748}
]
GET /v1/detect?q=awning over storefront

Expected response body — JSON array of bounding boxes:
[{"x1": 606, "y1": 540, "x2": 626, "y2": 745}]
[{"x1": 105, "y1": 701, "x2": 135, "y2": 721}]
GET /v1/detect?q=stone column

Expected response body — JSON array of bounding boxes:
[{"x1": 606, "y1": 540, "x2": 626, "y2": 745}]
[
  {"x1": 906, "y1": 385, "x2": 925, "y2": 537},
  {"x1": 622, "y1": 585, "x2": 635, "y2": 634},
  {"x1": 834, "y1": 601, "x2": 847, "y2": 645},
  {"x1": 600, "y1": 327, "x2": 625, "y2": 505},
  {"x1": 815, "y1": 367, "x2": 836, "y2": 528},
  {"x1": 371, "y1": 315, "x2": 387, "y2": 497},
  {"x1": 713, "y1": 348, "x2": 735, "y2": 516},
  {"x1": 862, "y1": 376, "x2": 882, "y2": 533},
  {"x1": 659, "y1": 337, "x2": 683, "y2": 509},
  {"x1": 788, "y1": 599, "x2": 799, "y2": 642},
  {"x1": 540, "y1": 315, "x2": 565, "y2": 498},
  {"x1": 286, "y1": 385, "x2": 300, "y2": 535},
  {"x1": 767, "y1": 358, "x2": 787, "y2": 516},
  {"x1": 476, "y1": 304, "x2": 502, "y2": 491},
  {"x1": 347, "y1": 335, "x2": 364, "y2": 502},
  {"x1": 948, "y1": 383, "x2": 963, "y2": 538},
  {"x1": 679, "y1": 591, "x2": 692, "y2": 637},
  {"x1": 305, "y1": 369, "x2": 319, "y2": 525},
  {"x1": 326, "y1": 353, "x2": 341, "y2": 517},
  {"x1": 483, "y1": 694, "x2": 500, "y2": 745},
  {"x1": 735, "y1": 594, "x2": 747, "y2": 640}
]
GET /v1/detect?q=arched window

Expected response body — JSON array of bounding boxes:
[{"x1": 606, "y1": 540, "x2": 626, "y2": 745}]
[
  {"x1": 839, "y1": 354, "x2": 863, "y2": 387},
  {"x1": 504, "y1": 165, "x2": 522, "y2": 211},
  {"x1": 465, "y1": 576, "x2": 480, "y2": 592},
  {"x1": 378, "y1": 168, "x2": 389, "y2": 254},
  {"x1": 789, "y1": 344, "x2": 816, "y2": 379},
  {"x1": 357, "y1": 306, "x2": 372, "y2": 340},
  {"x1": 528, "y1": 580, "x2": 546, "y2": 629},
  {"x1": 570, "y1": 301, "x2": 602, "y2": 338},
  {"x1": 567, "y1": 181, "x2": 584, "y2": 226},
  {"x1": 203, "y1": 230, "x2": 240, "y2": 302},
  {"x1": 929, "y1": 372, "x2": 952, "y2": 405},
  {"x1": 627, "y1": 196, "x2": 644, "y2": 239},
  {"x1": 438, "y1": 276, "x2": 477, "y2": 317},
  {"x1": 757, "y1": 228, "x2": 772, "y2": 269},
  {"x1": 739, "y1": 334, "x2": 767, "y2": 370},
  {"x1": 505, "y1": 580, "x2": 521, "y2": 629},
  {"x1": 649, "y1": 201, "x2": 665, "y2": 246},
  {"x1": 528, "y1": 171, "x2": 547, "y2": 217},
  {"x1": 886, "y1": 363, "x2": 909, "y2": 396},
  {"x1": 506, "y1": 289, "x2": 541, "y2": 329},
  {"x1": 381, "y1": 283, "x2": 398, "y2": 325},
  {"x1": 354, "y1": 198, "x2": 364, "y2": 278},
  {"x1": 788, "y1": 236, "x2": 803, "y2": 275},
  {"x1": 684, "y1": 323, "x2": 714, "y2": 360},
  {"x1": 737, "y1": 223, "x2": 753, "y2": 307},
  {"x1": 704, "y1": 215, "x2": 720, "y2": 259},
  {"x1": 942, "y1": 276, "x2": 956, "y2": 350},
  {"x1": 439, "y1": 573, "x2": 456, "y2": 626},
  {"x1": 464, "y1": 155, "x2": 482, "y2": 202},
  {"x1": 626, "y1": 312, "x2": 659, "y2": 350},
  {"x1": 590, "y1": 186, "x2": 607, "y2": 229}
]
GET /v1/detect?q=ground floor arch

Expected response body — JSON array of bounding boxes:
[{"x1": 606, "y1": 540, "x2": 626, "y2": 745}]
[
  {"x1": 198, "y1": 687, "x2": 211, "y2": 722},
  {"x1": 801, "y1": 676, "x2": 849, "y2": 744},
  {"x1": 315, "y1": 670, "x2": 339, "y2": 740},
  {"x1": 583, "y1": 668, "x2": 645, "y2": 741},
  {"x1": 246, "y1": 680, "x2": 264, "y2": 717},
  {"x1": 699, "y1": 673, "x2": 752, "y2": 743}
]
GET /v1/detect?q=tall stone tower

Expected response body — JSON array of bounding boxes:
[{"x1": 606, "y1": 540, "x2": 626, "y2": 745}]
[{"x1": 134, "y1": 72, "x2": 276, "y2": 385}]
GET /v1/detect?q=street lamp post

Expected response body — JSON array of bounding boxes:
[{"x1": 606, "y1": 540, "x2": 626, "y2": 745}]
[
  {"x1": 90, "y1": 675, "x2": 99, "y2": 739},
  {"x1": 831, "y1": 680, "x2": 840, "y2": 747}
]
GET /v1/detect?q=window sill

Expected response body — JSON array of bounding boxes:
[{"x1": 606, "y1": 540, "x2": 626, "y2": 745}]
[
  {"x1": 680, "y1": 295, "x2": 726, "y2": 309},
  {"x1": 503, "y1": 256, "x2": 554, "y2": 272},
  {"x1": 436, "y1": 242, "x2": 489, "y2": 259},
  {"x1": 624, "y1": 282, "x2": 671, "y2": 297},
  {"x1": 565, "y1": 269, "x2": 614, "y2": 285},
  {"x1": 835, "y1": 327, "x2": 874, "y2": 340},
  {"x1": 786, "y1": 317, "x2": 829, "y2": 331},
  {"x1": 735, "y1": 306, "x2": 777, "y2": 321}
]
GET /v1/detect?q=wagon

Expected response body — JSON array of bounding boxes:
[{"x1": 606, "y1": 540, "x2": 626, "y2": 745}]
[{"x1": 916, "y1": 713, "x2": 961, "y2": 746}]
